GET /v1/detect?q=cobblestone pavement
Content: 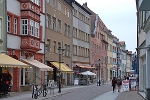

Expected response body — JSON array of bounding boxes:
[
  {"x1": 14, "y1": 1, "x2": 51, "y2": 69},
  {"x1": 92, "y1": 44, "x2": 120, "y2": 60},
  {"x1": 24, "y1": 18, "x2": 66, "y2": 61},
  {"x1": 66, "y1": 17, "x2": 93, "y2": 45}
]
[
  {"x1": 45, "y1": 84, "x2": 112, "y2": 100},
  {"x1": 115, "y1": 91, "x2": 146, "y2": 100}
]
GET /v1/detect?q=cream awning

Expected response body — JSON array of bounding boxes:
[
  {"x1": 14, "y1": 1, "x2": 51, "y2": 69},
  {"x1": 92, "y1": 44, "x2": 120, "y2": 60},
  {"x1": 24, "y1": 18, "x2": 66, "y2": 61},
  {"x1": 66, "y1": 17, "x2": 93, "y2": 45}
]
[
  {"x1": 0, "y1": 54, "x2": 29, "y2": 68},
  {"x1": 51, "y1": 62, "x2": 73, "y2": 73},
  {"x1": 22, "y1": 59, "x2": 53, "y2": 71}
]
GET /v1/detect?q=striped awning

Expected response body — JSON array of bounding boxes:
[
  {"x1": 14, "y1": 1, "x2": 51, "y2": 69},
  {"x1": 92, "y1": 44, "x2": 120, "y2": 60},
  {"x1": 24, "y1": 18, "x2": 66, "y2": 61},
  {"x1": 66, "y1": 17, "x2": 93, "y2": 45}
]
[{"x1": 0, "y1": 54, "x2": 29, "y2": 68}]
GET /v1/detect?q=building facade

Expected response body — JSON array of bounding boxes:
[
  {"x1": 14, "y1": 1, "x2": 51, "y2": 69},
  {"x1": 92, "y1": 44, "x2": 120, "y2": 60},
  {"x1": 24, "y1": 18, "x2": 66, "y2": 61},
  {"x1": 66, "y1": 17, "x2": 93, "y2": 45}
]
[
  {"x1": 120, "y1": 41, "x2": 127, "y2": 78},
  {"x1": 106, "y1": 30, "x2": 113, "y2": 81},
  {"x1": 71, "y1": 1, "x2": 91, "y2": 77},
  {"x1": 5, "y1": 0, "x2": 49, "y2": 91},
  {"x1": 136, "y1": 0, "x2": 150, "y2": 99},
  {"x1": 45, "y1": 0, "x2": 73, "y2": 85},
  {"x1": 0, "y1": 0, "x2": 7, "y2": 54},
  {"x1": 126, "y1": 50, "x2": 132, "y2": 76}
]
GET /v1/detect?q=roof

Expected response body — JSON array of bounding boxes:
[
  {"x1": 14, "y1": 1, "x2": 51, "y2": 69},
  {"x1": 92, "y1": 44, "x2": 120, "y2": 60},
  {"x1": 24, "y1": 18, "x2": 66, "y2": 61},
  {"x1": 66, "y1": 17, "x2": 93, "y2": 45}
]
[{"x1": 119, "y1": 41, "x2": 125, "y2": 46}]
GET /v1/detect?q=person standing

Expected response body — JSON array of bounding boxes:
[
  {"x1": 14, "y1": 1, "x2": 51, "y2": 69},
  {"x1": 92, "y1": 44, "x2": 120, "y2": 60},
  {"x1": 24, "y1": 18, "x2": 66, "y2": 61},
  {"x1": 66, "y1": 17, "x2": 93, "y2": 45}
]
[
  {"x1": 117, "y1": 77, "x2": 122, "y2": 92},
  {"x1": 112, "y1": 77, "x2": 117, "y2": 93}
]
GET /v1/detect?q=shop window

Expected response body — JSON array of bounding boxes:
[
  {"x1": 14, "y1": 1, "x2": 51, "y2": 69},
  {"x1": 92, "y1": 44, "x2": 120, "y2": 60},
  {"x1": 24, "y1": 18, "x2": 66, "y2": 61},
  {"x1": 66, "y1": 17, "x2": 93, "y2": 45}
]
[{"x1": 20, "y1": 68, "x2": 34, "y2": 85}]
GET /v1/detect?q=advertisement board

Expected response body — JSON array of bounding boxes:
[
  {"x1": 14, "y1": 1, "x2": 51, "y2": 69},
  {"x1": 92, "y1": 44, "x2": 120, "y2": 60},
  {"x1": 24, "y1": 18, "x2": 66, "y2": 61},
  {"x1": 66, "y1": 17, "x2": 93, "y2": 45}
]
[{"x1": 122, "y1": 80, "x2": 129, "y2": 91}]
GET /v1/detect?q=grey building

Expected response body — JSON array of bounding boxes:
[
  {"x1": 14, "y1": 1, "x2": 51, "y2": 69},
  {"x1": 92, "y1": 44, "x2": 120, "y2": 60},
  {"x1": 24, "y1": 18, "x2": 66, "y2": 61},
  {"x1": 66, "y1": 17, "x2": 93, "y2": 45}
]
[{"x1": 0, "y1": 0, "x2": 7, "y2": 54}]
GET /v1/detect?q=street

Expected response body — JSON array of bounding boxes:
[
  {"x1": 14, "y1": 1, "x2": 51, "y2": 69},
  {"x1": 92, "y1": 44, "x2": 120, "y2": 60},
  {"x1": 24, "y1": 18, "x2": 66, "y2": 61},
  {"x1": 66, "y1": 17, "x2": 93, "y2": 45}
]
[{"x1": 44, "y1": 84, "x2": 112, "y2": 100}]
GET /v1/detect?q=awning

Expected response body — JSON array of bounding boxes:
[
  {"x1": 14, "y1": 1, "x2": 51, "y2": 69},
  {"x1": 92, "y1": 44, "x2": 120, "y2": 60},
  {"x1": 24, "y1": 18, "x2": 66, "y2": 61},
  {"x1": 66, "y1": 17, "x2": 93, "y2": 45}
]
[
  {"x1": 77, "y1": 65, "x2": 95, "y2": 69},
  {"x1": 50, "y1": 62, "x2": 73, "y2": 73},
  {"x1": 0, "y1": 53, "x2": 29, "y2": 68},
  {"x1": 22, "y1": 59, "x2": 53, "y2": 71}
]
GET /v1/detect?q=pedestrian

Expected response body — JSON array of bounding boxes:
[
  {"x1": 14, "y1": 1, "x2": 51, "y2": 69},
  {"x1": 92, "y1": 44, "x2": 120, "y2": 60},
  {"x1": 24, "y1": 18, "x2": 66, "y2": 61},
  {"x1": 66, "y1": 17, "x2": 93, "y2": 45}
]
[
  {"x1": 117, "y1": 77, "x2": 122, "y2": 92},
  {"x1": 112, "y1": 77, "x2": 117, "y2": 93}
]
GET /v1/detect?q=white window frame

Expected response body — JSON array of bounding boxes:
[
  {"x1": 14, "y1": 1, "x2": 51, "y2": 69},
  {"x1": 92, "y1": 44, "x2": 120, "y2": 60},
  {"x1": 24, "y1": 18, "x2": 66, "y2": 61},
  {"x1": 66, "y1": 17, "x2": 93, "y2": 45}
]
[
  {"x1": 47, "y1": 0, "x2": 50, "y2": 4},
  {"x1": 7, "y1": 15, "x2": 11, "y2": 32},
  {"x1": 0, "y1": 18, "x2": 2, "y2": 39},
  {"x1": 30, "y1": 20, "x2": 34, "y2": 36},
  {"x1": 58, "y1": 2, "x2": 61, "y2": 11},
  {"x1": 57, "y1": 19, "x2": 61, "y2": 32},
  {"x1": 21, "y1": 19, "x2": 28, "y2": 35},
  {"x1": 14, "y1": 18, "x2": 17, "y2": 34},
  {"x1": 35, "y1": 22, "x2": 39, "y2": 38},
  {"x1": 35, "y1": 0, "x2": 39, "y2": 5},
  {"x1": 67, "y1": 10, "x2": 70, "y2": 18}
]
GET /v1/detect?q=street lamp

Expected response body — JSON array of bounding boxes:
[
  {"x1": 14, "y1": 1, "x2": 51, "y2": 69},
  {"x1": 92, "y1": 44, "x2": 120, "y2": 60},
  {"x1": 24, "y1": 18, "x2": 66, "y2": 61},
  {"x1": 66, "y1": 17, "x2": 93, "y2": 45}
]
[
  {"x1": 58, "y1": 47, "x2": 65, "y2": 93},
  {"x1": 95, "y1": 59, "x2": 101, "y2": 86}
]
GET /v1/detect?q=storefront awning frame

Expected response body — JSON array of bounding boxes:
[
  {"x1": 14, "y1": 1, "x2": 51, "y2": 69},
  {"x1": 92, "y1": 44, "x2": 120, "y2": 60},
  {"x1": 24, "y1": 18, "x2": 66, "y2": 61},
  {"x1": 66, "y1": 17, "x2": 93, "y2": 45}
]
[
  {"x1": 50, "y1": 62, "x2": 73, "y2": 73},
  {"x1": 0, "y1": 53, "x2": 29, "y2": 68},
  {"x1": 22, "y1": 59, "x2": 53, "y2": 71}
]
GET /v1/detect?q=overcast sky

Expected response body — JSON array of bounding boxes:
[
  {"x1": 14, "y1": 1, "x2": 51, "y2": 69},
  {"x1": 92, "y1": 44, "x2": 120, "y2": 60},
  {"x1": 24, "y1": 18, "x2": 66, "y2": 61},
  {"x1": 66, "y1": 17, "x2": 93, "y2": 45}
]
[{"x1": 76, "y1": 0, "x2": 137, "y2": 52}]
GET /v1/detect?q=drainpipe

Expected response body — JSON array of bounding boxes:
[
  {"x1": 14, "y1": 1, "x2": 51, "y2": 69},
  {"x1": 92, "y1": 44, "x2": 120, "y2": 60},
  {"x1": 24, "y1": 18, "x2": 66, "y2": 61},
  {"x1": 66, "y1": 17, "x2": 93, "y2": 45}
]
[
  {"x1": 5, "y1": 0, "x2": 7, "y2": 54},
  {"x1": 44, "y1": 0, "x2": 47, "y2": 84}
]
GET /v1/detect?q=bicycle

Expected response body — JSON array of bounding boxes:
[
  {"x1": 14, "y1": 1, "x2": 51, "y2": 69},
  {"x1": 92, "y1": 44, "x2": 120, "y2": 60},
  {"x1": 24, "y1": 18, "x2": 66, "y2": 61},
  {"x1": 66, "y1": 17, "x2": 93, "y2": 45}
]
[{"x1": 32, "y1": 83, "x2": 48, "y2": 99}]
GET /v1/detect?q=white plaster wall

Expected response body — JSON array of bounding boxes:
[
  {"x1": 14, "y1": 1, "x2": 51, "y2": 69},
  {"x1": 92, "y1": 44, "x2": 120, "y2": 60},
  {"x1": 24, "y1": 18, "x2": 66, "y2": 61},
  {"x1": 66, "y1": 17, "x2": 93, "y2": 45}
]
[
  {"x1": 72, "y1": 56, "x2": 89, "y2": 63},
  {"x1": 40, "y1": 14, "x2": 45, "y2": 42},
  {"x1": 7, "y1": 0, "x2": 20, "y2": 16},
  {"x1": 38, "y1": 43, "x2": 44, "y2": 53},
  {"x1": 7, "y1": 34, "x2": 21, "y2": 49},
  {"x1": 73, "y1": 38, "x2": 89, "y2": 48},
  {"x1": 138, "y1": 30, "x2": 146, "y2": 46},
  {"x1": 146, "y1": 28, "x2": 150, "y2": 46}
]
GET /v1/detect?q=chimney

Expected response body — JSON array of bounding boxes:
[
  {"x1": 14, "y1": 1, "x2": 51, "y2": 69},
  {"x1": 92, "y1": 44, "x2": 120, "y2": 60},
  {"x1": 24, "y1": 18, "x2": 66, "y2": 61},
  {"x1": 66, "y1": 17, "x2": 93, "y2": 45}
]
[{"x1": 83, "y1": 2, "x2": 87, "y2": 6}]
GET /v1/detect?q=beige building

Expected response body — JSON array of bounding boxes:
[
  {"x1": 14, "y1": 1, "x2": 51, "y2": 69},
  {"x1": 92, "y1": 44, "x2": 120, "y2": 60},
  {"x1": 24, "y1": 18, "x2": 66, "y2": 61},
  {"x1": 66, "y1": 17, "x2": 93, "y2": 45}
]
[
  {"x1": 106, "y1": 30, "x2": 113, "y2": 81},
  {"x1": 45, "y1": 0, "x2": 73, "y2": 85}
]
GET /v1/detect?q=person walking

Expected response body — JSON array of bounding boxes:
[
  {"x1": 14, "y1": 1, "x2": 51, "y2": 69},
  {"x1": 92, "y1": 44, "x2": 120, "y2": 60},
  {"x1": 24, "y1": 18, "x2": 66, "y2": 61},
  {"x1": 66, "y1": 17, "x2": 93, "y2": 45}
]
[
  {"x1": 112, "y1": 77, "x2": 117, "y2": 93},
  {"x1": 117, "y1": 77, "x2": 122, "y2": 92}
]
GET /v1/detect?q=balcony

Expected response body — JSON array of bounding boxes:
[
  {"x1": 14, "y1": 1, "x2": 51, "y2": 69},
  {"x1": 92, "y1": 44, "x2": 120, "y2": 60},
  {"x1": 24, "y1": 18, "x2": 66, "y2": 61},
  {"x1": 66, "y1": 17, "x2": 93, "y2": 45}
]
[
  {"x1": 20, "y1": 36, "x2": 41, "y2": 52},
  {"x1": 139, "y1": 0, "x2": 150, "y2": 11}
]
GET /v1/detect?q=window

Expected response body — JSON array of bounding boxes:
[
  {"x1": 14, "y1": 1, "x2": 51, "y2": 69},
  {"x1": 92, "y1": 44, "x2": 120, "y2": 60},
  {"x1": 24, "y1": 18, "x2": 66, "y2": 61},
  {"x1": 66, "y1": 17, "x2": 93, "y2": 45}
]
[
  {"x1": 65, "y1": 7, "x2": 67, "y2": 15},
  {"x1": 14, "y1": 18, "x2": 17, "y2": 34},
  {"x1": 58, "y1": 19, "x2": 61, "y2": 32},
  {"x1": 68, "y1": 10, "x2": 70, "y2": 18},
  {"x1": 35, "y1": 0, "x2": 39, "y2": 5},
  {"x1": 58, "y1": 2, "x2": 61, "y2": 11},
  {"x1": 64, "y1": 23, "x2": 67, "y2": 35},
  {"x1": 68, "y1": 45, "x2": 70, "y2": 57},
  {"x1": 47, "y1": 0, "x2": 50, "y2": 4},
  {"x1": 0, "y1": 18, "x2": 2, "y2": 39},
  {"x1": 68, "y1": 25, "x2": 70, "y2": 36},
  {"x1": 35, "y1": 22, "x2": 39, "y2": 37},
  {"x1": 21, "y1": 68, "x2": 33, "y2": 85},
  {"x1": 7, "y1": 15, "x2": 11, "y2": 32},
  {"x1": 46, "y1": 39, "x2": 51, "y2": 52},
  {"x1": 65, "y1": 44, "x2": 67, "y2": 56},
  {"x1": 54, "y1": 41, "x2": 56, "y2": 53},
  {"x1": 52, "y1": 17, "x2": 56, "y2": 30},
  {"x1": 58, "y1": 42, "x2": 61, "y2": 49},
  {"x1": 30, "y1": 20, "x2": 34, "y2": 36},
  {"x1": 52, "y1": 0, "x2": 56, "y2": 7},
  {"x1": 46, "y1": 14, "x2": 51, "y2": 28},
  {"x1": 21, "y1": 19, "x2": 28, "y2": 35}
]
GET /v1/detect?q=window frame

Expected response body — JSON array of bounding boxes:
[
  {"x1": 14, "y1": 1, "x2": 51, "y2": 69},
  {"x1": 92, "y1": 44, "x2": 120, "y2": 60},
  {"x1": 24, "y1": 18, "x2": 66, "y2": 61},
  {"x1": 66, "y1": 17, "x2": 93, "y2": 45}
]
[
  {"x1": 21, "y1": 19, "x2": 28, "y2": 35},
  {"x1": 7, "y1": 15, "x2": 11, "y2": 32},
  {"x1": 14, "y1": 18, "x2": 17, "y2": 34},
  {"x1": 35, "y1": 22, "x2": 39, "y2": 38},
  {"x1": 0, "y1": 18, "x2": 2, "y2": 39},
  {"x1": 30, "y1": 20, "x2": 34, "y2": 36}
]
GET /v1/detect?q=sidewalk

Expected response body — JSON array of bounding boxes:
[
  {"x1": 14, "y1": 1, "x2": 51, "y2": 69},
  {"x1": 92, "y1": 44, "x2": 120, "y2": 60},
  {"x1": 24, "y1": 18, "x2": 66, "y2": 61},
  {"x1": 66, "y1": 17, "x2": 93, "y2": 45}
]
[
  {"x1": 93, "y1": 90, "x2": 122, "y2": 100},
  {"x1": 93, "y1": 89, "x2": 146, "y2": 100},
  {"x1": 1, "y1": 85, "x2": 91, "y2": 100}
]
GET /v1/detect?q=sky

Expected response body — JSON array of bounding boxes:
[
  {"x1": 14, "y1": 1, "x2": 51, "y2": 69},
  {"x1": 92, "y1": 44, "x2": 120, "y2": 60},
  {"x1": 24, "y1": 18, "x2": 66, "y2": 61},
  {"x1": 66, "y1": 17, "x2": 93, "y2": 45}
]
[{"x1": 76, "y1": 0, "x2": 137, "y2": 52}]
